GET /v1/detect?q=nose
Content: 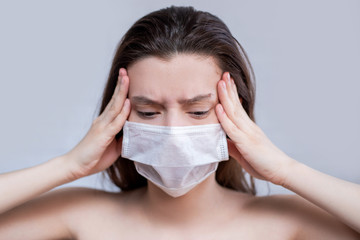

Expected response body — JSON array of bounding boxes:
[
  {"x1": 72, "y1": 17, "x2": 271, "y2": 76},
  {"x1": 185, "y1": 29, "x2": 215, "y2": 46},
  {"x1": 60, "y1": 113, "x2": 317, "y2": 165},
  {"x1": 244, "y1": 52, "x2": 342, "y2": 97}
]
[{"x1": 163, "y1": 108, "x2": 189, "y2": 127}]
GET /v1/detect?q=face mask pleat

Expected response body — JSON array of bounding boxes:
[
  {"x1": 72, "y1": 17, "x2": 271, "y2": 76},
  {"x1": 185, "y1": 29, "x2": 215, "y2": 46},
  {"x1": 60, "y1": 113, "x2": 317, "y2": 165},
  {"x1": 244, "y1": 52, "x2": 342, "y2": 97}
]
[{"x1": 122, "y1": 121, "x2": 229, "y2": 197}]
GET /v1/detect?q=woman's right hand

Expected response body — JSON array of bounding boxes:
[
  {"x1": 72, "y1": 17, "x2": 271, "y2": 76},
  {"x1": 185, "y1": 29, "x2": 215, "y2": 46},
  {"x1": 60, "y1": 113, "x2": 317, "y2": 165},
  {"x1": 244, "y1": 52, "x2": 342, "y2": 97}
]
[{"x1": 64, "y1": 68, "x2": 130, "y2": 181}]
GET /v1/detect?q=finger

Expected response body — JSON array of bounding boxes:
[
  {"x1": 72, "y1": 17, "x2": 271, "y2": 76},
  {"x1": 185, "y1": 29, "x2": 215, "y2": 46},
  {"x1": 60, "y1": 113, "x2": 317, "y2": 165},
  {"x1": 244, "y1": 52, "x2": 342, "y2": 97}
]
[
  {"x1": 224, "y1": 72, "x2": 239, "y2": 105},
  {"x1": 227, "y1": 139, "x2": 265, "y2": 180},
  {"x1": 224, "y1": 72, "x2": 249, "y2": 121},
  {"x1": 230, "y1": 78, "x2": 240, "y2": 102},
  {"x1": 217, "y1": 73, "x2": 240, "y2": 124},
  {"x1": 217, "y1": 79, "x2": 249, "y2": 132},
  {"x1": 218, "y1": 72, "x2": 253, "y2": 128},
  {"x1": 215, "y1": 103, "x2": 243, "y2": 143},
  {"x1": 229, "y1": 75, "x2": 251, "y2": 122},
  {"x1": 107, "y1": 98, "x2": 131, "y2": 135},
  {"x1": 101, "y1": 69, "x2": 129, "y2": 125},
  {"x1": 100, "y1": 70, "x2": 124, "y2": 118}
]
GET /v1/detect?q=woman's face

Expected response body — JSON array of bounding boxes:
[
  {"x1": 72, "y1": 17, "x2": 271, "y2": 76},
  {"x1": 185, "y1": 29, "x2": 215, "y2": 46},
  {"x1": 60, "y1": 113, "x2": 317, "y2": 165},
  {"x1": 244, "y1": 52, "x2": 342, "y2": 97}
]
[{"x1": 127, "y1": 54, "x2": 222, "y2": 126}]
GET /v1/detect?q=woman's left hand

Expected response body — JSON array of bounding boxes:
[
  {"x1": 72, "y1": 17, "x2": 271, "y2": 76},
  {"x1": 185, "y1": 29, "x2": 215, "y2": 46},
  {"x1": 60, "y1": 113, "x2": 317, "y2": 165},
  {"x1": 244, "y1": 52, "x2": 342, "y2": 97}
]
[{"x1": 215, "y1": 72, "x2": 297, "y2": 186}]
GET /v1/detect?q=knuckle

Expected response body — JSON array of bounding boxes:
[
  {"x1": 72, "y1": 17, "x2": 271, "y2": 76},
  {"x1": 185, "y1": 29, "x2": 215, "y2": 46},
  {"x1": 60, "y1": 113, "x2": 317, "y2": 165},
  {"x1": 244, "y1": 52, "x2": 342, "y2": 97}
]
[
  {"x1": 226, "y1": 104, "x2": 235, "y2": 117},
  {"x1": 229, "y1": 123, "x2": 239, "y2": 134},
  {"x1": 108, "y1": 104, "x2": 118, "y2": 115},
  {"x1": 116, "y1": 111, "x2": 127, "y2": 123},
  {"x1": 92, "y1": 116, "x2": 102, "y2": 127},
  {"x1": 107, "y1": 122, "x2": 117, "y2": 133},
  {"x1": 111, "y1": 94, "x2": 118, "y2": 102},
  {"x1": 109, "y1": 95, "x2": 117, "y2": 105},
  {"x1": 108, "y1": 95, "x2": 115, "y2": 104},
  {"x1": 234, "y1": 109, "x2": 242, "y2": 120},
  {"x1": 249, "y1": 129, "x2": 264, "y2": 146},
  {"x1": 252, "y1": 124, "x2": 264, "y2": 136},
  {"x1": 109, "y1": 117, "x2": 125, "y2": 132},
  {"x1": 92, "y1": 117, "x2": 104, "y2": 129}
]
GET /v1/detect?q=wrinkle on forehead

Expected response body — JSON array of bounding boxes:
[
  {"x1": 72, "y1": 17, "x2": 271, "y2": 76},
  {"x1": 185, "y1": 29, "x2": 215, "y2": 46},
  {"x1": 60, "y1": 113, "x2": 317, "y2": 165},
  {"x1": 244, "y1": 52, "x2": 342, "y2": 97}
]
[{"x1": 127, "y1": 54, "x2": 222, "y2": 102}]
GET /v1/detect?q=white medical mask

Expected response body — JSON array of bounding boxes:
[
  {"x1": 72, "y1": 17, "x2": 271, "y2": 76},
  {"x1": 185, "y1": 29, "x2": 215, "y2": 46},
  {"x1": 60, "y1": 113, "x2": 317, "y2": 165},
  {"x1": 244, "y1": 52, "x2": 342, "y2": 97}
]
[{"x1": 121, "y1": 120, "x2": 229, "y2": 197}]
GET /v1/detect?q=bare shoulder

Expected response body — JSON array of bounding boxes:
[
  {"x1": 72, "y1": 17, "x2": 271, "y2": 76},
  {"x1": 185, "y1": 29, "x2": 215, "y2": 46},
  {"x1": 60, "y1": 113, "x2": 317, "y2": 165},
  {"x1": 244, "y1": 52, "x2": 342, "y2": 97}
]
[
  {"x1": 51, "y1": 186, "x2": 146, "y2": 239},
  {"x1": 40, "y1": 186, "x2": 142, "y2": 209},
  {"x1": 0, "y1": 186, "x2": 110, "y2": 239},
  {"x1": 42, "y1": 187, "x2": 134, "y2": 227},
  {"x1": 245, "y1": 194, "x2": 360, "y2": 239},
  {"x1": 42, "y1": 186, "x2": 119, "y2": 205},
  {"x1": 29, "y1": 186, "x2": 121, "y2": 215},
  {"x1": 0, "y1": 186, "x2": 137, "y2": 239}
]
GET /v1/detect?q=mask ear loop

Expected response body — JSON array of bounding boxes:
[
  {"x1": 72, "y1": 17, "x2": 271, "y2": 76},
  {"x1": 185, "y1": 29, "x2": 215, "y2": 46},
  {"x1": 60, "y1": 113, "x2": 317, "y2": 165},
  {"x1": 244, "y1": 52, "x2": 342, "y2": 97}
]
[
  {"x1": 121, "y1": 122, "x2": 130, "y2": 158},
  {"x1": 219, "y1": 131, "x2": 230, "y2": 160}
]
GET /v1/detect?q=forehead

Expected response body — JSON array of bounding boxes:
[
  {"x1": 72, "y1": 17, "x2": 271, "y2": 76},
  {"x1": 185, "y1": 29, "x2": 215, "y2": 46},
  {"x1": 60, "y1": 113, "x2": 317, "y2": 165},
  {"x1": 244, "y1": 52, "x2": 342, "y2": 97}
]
[{"x1": 127, "y1": 54, "x2": 222, "y2": 101}]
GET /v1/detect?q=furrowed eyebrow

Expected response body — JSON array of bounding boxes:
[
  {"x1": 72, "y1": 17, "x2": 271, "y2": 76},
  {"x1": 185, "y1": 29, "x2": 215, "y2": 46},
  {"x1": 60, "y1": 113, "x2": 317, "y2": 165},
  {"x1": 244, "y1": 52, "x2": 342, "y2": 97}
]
[
  {"x1": 131, "y1": 93, "x2": 214, "y2": 106},
  {"x1": 178, "y1": 93, "x2": 214, "y2": 105},
  {"x1": 131, "y1": 96, "x2": 162, "y2": 106}
]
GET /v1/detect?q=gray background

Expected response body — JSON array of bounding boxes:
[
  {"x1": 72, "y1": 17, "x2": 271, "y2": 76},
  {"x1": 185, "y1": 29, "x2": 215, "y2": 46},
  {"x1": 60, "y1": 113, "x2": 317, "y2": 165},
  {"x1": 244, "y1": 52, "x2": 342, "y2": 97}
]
[{"x1": 0, "y1": 0, "x2": 359, "y2": 196}]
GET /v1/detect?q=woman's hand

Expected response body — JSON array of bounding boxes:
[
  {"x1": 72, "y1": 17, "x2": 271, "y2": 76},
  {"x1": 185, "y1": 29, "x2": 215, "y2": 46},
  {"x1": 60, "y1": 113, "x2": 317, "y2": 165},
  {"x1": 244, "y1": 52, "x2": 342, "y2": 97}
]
[
  {"x1": 64, "y1": 68, "x2": 131, "y2": 180},
  {"x1": 215, "y1": 72, "x2": 296, "y2": 186}
]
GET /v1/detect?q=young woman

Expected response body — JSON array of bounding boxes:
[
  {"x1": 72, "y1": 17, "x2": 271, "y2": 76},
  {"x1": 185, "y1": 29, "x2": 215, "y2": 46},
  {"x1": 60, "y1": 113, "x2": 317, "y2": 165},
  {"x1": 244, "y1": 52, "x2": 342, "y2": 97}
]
[{"x1": 0, "y1": 6, "x2": 359, "y2": 239}]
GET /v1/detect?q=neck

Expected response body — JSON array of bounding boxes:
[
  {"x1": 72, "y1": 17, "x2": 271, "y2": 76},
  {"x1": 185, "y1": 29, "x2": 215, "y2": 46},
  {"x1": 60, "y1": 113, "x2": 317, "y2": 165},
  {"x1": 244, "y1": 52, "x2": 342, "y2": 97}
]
[{"x1": 142, "y1": 173, "x2": 227, "y2": 224}]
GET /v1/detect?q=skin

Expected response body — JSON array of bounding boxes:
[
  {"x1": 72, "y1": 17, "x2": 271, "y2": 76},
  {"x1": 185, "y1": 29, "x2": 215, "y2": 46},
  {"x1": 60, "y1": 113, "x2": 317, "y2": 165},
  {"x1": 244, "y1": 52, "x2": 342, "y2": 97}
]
[{"x1": 0, "y1": 54, "x2": 359, "y2": 239}]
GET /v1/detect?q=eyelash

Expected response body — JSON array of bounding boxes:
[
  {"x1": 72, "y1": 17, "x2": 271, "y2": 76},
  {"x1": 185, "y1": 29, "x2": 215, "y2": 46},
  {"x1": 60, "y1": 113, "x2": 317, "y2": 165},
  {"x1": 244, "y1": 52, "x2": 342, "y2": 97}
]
[
  {"x1": 191, "y1": 111, "x2": 210, "y2": 117},
  {"x1": 136, "y1": 110, "x2": 210, "y2": 118},
  {"x1": 137, "y1": 111, "x2": 158, "y2": 118}
]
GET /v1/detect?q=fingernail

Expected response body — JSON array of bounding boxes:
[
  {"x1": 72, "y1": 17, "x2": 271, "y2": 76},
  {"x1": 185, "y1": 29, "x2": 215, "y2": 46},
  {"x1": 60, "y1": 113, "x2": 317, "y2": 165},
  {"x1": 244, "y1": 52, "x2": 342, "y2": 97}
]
[
  {"x1": 221, "y1": 81, "x2": 226, "y2": 90},
  {"x1": 227, "y1": 73, "x2": 231, "y2": 82},
  {"x1": 124, "y1": 98, "x2": 130, "y2": 108},
  {"x1": 218, "y1": 104, "x2": 224, "y2": 113},
  {"x1": 120, "y1": 73, "x2": 127, "y2": 84}
]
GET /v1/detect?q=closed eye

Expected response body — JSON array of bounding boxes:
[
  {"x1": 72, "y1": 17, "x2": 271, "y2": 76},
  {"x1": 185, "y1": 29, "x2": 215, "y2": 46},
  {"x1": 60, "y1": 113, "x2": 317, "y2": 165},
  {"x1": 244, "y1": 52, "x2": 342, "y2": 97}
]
[
  {"x1": 136, "y1": 110, "x2": 210, "y2": 119},
  {"x1": 189, "y1": 111, "x2": 209, "y2": 115},
  {"x1": 188, "y1": 110, "x2": 210, "y2": 118},
  {"x1": 136, "y1": 111, "x2": 159, "y2": 118}
]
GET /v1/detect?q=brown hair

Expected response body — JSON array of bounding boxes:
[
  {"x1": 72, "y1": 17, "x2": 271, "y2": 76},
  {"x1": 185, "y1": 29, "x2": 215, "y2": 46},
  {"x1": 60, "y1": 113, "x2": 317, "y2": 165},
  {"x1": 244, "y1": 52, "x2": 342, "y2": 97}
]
[{"x1": 99, "y1": 6, "x2": 257, "y2": 195}]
